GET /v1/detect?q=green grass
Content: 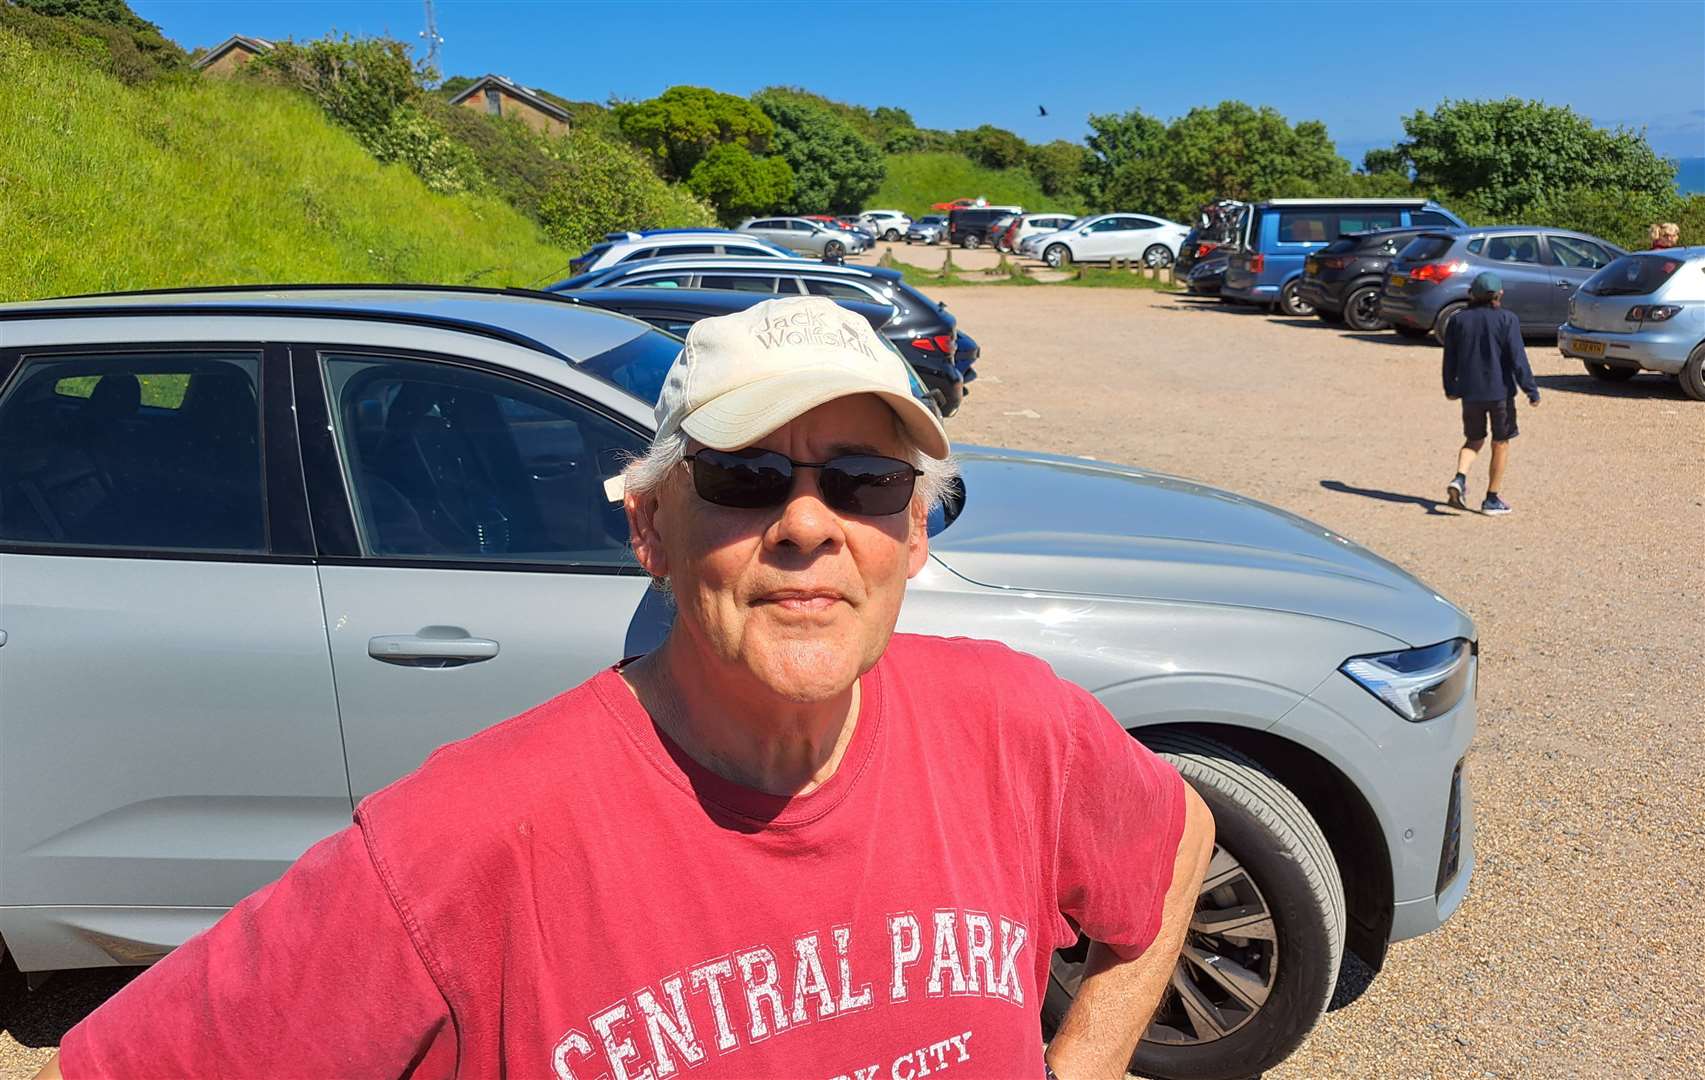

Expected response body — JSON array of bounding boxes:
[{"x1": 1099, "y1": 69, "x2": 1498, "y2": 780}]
[
  {"x1": 1060, "y1": 267, "x2": 1179, "y2": 290},
  {"x1": 0, "y1": 27, "x2": 572, "y2": 301},
  {"x1": 873, "y1": 152, "x2": 1084, "y2": 218}
]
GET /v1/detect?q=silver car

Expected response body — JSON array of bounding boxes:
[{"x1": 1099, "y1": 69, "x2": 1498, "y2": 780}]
[
  {"x1": 1559, "y1": 246, "x2": 1705, "y2": 400},
  {"x1": 736, "y1": 215, "x2": 867, "y2": 258},
  {"x1": 859, "y1": 209, "x2": 912, "y2": 241},
  {"x1": 0, "y1": 288, "x2": 1475, "y2": 1080},
  {"x1": 906, "y1": 215, "x2": 947, "y2": 245}
]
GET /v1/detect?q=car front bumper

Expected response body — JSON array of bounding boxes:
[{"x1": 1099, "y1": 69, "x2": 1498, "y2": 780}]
[{"x1": 1558, "y1": 323, "x2": 1696, "y2": 374}]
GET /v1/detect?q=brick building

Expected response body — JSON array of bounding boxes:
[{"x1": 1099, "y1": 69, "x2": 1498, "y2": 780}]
[
  {"x1": 192, "y1": 35, "x2": 273, "y2": 77},
  {"x1": 448, "y1": 74, "x2": 572, "y2": 137}
]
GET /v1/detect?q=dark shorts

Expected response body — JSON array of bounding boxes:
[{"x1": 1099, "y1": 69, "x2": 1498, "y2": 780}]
[{"x1": 1462, "y1": 396, "x2": 1519, "y2": 441}]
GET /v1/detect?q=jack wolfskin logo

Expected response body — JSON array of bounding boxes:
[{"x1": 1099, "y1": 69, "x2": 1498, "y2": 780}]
[{"x1": 754, "y1": 310, "x2": 877, "y2": 360}]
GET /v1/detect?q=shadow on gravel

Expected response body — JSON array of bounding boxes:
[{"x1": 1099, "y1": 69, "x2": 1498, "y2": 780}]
[
  {"x1": 1535, "y1": 372, "x2": 1689, "y2": 400},
  {"x1": 1267, "y1": 320, "x2": 1436, "y2": 347},
  {"x1": 1328, "y1": 950, "x2": 1378, "y2": 1011},
  {"x1": 1164, "y1": 296, "x2": 1269, "y2": 315},
  {"x1": 0, "y1": 953, "x2": 136, "y2": 1048},
  {"x1": 1319, "y1": 480, "x2": 1462, "y2": 516}
]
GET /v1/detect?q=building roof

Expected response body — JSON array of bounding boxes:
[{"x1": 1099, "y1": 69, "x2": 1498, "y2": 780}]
[
  {"x1": 447, "y1": 74, "x2": 573, "y2": 123},
  {"x1": 191, "y1": 35, "x2": 274, "y2": 69}
]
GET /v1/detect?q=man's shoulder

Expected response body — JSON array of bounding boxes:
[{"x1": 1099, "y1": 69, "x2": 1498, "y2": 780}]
[
  {"x1": 883, "y1": 632, "x2": 1060, "y2": 685},
  {"x1": 881, "y1": 633, "x2": 1087, "y2": 731}
]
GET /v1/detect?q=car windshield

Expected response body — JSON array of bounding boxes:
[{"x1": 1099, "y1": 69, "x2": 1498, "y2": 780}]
[
  {"x1": 1399, "y1": 235, "x2": 1455, "y2": 261},
  {"x1": 1582, "y1": 253, "x2": 1688, "y2": 296}
]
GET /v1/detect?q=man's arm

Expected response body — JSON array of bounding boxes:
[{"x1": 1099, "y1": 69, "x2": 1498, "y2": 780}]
[
  {"x1": 1507, "y1": 315, "x2": 1539, "y2": 402},
  {"x1": 31, "y1": 1056, "x2": 61, "y2": 1080},
  {"x1": 1441, "y1": 318, "x2": 1461, "y2": 399},
  {"x1": 1047, "y1": 783, "x2": 1215, "y2": 1078}
]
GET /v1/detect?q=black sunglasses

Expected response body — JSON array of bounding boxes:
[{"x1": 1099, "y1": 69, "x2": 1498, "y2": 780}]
[{"x1": 685, "y1": 448, "x2": 922, "y2": 517}]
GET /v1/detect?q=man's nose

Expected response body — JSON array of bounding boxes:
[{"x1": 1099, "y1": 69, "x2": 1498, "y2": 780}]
[{"x1": 769, "y1": 469, "x2": 842, "y2": 553}]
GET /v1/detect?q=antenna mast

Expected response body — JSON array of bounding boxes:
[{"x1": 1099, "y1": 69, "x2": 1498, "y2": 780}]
[{"x1": 419, "y1": 0, "x2": 443, "y2": 83}]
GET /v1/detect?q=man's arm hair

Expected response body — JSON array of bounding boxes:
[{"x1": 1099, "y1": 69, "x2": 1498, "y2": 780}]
[{"x1": 1046, "y1": 783, "x2": 1215, "y2": 1078}]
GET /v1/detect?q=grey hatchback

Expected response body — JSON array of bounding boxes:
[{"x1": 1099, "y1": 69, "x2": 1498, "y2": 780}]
[
  {"x1": 0, "y1": 287, "x2": 1476, "y2": 1080},
  {"x1": 1380, "y1": 226, "x2": 1624, "y2": 340}
]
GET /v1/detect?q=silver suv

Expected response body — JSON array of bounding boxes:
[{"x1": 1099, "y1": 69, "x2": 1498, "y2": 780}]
[
  {"x1": 736, "y1": 215, "x2": 869, "y2": 257},
  {"x1": 0, "y1": 287, "x2": 1475, "y2": 1080}
]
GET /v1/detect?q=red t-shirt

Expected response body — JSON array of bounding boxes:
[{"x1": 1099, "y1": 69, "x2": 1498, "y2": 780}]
[{"x1": 62, "y1": 635, "x2": 1185, "y2": 1079}]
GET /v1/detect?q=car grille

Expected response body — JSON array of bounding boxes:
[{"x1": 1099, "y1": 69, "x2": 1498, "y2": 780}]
[{"x1": 1436, "y1": 759, "x2": 1465, "y2": 893}]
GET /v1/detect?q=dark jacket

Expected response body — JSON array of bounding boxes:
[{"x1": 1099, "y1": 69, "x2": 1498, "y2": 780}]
[{"x1": 1443, "y1": 303, "x2": 1539, "y2": 403}]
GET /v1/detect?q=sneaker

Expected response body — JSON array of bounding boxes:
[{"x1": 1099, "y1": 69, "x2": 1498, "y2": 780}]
[
  {"x1": 1481, "y1": 494, "x2": 1512, "y2": 515},
  {"x1": 1446, "y1": 475, "x2": 1467, "y2": 510}
]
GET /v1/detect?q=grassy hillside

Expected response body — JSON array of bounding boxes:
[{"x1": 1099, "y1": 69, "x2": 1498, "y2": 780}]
[
  {"x1": 873, "y1": 152, "x2": 1085, "y2": 218},
  {"x1": 0, "y1": 27, "x2": 571, "y2": 301}
]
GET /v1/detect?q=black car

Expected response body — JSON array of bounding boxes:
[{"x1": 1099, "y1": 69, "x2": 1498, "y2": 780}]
[
  {"x1": 1174, "y1": 201, "x2": 1246, "y2": 277},
  {"x1": 1185, "y1": 252, "x2": 1230, "y2": 296},
  {"x1": 1296, "y1": 228, "x2": 1430, "y2": 331},
  {"x1": 948, "y1": 207, "x2": 1020, "y2": 249},
  {"x1": 554, "y1": 277, "x2": 973, "y2": 418}
]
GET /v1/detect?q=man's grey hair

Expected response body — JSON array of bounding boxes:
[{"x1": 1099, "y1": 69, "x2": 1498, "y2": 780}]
[{"x1": 623, "y1": 415, "x2": 960, "y2": 513}]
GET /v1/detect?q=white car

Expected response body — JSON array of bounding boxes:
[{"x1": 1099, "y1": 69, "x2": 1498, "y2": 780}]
[
  {"x1": 1032, "y1": 213, "x2": 1192, "y2": 269},
  {"x1": 1010, "y1": 213, "x2": 1082, "y2": 257},
  {"x1": 859, "y1": 209, "x2": 912, "y2": 241},
  {"x1": 568, "y1": 231, "x2": 792, "y2": 275}
]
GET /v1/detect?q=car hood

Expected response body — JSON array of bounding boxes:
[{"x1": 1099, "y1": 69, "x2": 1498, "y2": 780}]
[{"x1": 929, "y1": 447, "x2": 1470, "y2": 646}]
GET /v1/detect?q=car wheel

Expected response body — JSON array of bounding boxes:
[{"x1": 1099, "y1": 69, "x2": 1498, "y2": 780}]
[
  {"x1": 961, "y1": 234, "x2": 980, "y2": 250},
  {"x1": 1432, "y1": 301, "x2": 1467, "y2": 343},
  {"x1": 823, "y1": 240, "x2": 845, "y2": 260},
  {"x1": 1044, "y1": 731, "x2": 1345, "y2": 1080},
  {"x1": 1394, "y1": 324, "x2": 1432, "y2": 340},
  {"x1": 1315, "y1": 307, "x2": 1344, "y2": 324},
  {"x1": 1144, "y1": 244, "x2": 1175, "y2": 269},
  {"x1": 1584, "y1": 361, "x2": 1637, "y2": 383},
  {"x1": 1343, "y1": 285, "x2": 1389, "y2": 332},
  {"x1": 1044, "y1": 243, "x2": 1071, "y2": 269},
  {"x1": 883, "y1": 229, "x2": 900, "y2": 242},
  {"x1": 1277, "y1": 279, "x2": 1314, "y2": 317},
  {"x1": 1680, "y1": 344, "x2": 1705, "y2": 401}
]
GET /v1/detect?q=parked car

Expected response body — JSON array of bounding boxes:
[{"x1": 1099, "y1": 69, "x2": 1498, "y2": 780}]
[
  {"x1": 948, "y1": 207, "x2": 1023, "y2": 249},
  {"x1": 1380, "y1": 227, "x2": 1625, "y2": 341},
  {"x1": 548, "y1": 257, "x2": 979, "y2": 416},
  {"x1": 568, "y1": 231, "x2": 793, "y2": 275},
  {"x1": 1185, "y1": 251, "x2": 1230, "y2": 296},
  {"x1": 932, "y1": 196, "x2": 987, "y2": 210},
  {"x1": 1174, "y1": 201, "x2": 1246, "y2": 278},
  {"x1": 735, "y1": 216, "x2": 869, "y2": 258},
  {"x1": 1558, "y1": 246, "x2": 1705, "y2": 399},
  {"x1": 1033, "y1": 213, "x2": 1192, "y2": 269},
  {"x1": 803, "y1": 214, "x2": 878, "y2": 245},
  {"x1": 906, "y1": 215, "x2": 947, "y2": 245},
  {"x1": 1295, "y1": 228, "x2": 1430, "y2": 331},
  {"x1": 561, "y1": 285, "x2": 971, "y2": 418},
  {"x1": 0, "y1": 285, "x2": 1475, "y2": 1080},
  {"x1": 986, "y1": 214, "x2": 1021, "y2": 252},
  {"x1": 1005, "y1": 213, "x2": 1080, "y2": 257},
  {"x1": 859, "y1": 209, "x2": 912, "y2": 241},
  {"x1": 1223, "y1": 200, "x2": 1465, "y2": 315}
]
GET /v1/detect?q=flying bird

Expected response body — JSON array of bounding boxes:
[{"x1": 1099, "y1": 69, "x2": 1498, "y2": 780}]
[{"x1": 1038, "y1": 105, "x2": 1048, "y2": 117}]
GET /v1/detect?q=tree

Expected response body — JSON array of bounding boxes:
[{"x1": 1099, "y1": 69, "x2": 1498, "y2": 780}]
[
  {"x1": 1381, "y1": 98, "x2": 1676, "y2": 219},
  {"x1": 613, "y1": 86, "x2": 774, "y2": 181},
  {"x1": 1028, "y1": 140, "x2": 1089, "y2": 199},
  {"x1": 752, "y1": 90, "x2": 884, "y2": 213},
  {"x1": 1081, "y1": 108, "x2": 1166, "y2": 207},
  {"x1": 11, "y1": 0, "x2": 158, "y2": 33},
  {"x1": 1361, "y1": 146, "x2": 1407, "y2": 176},
  {"x1": 953, "y1": 124, "x2": 1029, "y2": 170},
  {"x1": 687, "y1": 143, "x2": 795, "y2": 224}
]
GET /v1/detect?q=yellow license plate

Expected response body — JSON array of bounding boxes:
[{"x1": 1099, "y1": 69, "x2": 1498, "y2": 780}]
[
  {"x1": 1388, "y1": 274, "x2": 1407, "y2": 288},
  {"x1": 1571, "y1": 338, "x2": 1606, "y2": 358}
]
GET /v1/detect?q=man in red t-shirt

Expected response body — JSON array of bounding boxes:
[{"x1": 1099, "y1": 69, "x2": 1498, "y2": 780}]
[{"x1": 43, "y1": 296, "x2": 1213, "y2": 1079}]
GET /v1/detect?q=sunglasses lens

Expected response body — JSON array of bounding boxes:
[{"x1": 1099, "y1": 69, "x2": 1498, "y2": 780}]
[
  {"x1": 821, "y1": 455, "x2": 918, "y2": 516},
  {"x1": 691, "y1": 450, "x2": 792, "y2": 509}
]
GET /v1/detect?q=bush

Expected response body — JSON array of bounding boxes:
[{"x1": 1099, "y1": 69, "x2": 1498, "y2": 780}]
[
  {"x1": 370, "y1": 105, "x2": 482, "y2": 194},
  {"x1": 687, "y1": 143, "x2": 794, "y2": 224},
  {"x1": 537, "y1": 128, "x2": 715, "y2": 254},
  {"x1": 614, "y1": 85, "x2": 773, "y2": 181},
  {"x1": 753, "y1": 89, "x2": 885, "y2": 213},
  {"x1": 0, "y1": 0, "x2": 186, "y2": 83}
]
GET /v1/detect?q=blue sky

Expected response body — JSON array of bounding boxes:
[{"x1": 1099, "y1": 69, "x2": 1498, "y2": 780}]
[{"x1": 136, "y1": 0, "x2": 1705, "y2": 163}]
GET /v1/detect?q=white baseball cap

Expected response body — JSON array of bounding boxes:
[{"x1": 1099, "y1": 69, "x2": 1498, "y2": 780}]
[{"x1": 654, "y1": 295, "x2": 950, "y2": 459}]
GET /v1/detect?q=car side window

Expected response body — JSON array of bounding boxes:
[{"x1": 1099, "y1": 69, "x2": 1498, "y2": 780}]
[
  {"x1": 700, "y1": 275, "x2": 780, "y2": 293},
  {"x1": 725, "y1": 243, "x2": 782, "y2": 257},
  {"x1": 621, "y1": 274, "x2": 690, "y2": 289},
  {"x1": 1485, "y1": 235, "x2": 1540, "y2": 264},
  {"x1": 1411, "y1": 210, "x2": 1455, "y2": 227},
  {"x1": 0, "y1": 352, "x2": 265, "y2": 552},
  {"x1": 1087, "y1": 218, "x2": 1122, "y2": 233},
  {"x1": 1278, "y1": 212, "x2": 1335, "y2": 243},
  {"x1": 1466, "y1": 238, "x2": 1485, "y2": 255},
  {"x1": 750, "y1": 220, "x2": 779, "y2": 231},
  {"x1": 1547, "y1": 236, "x2": 1612, "y2": 270},
  {"x1": 657, "y1": 244, "x2": 716, "y2": 257},
  {"x1": 616, "y1": 247, "x2": 657, "y2": 263},
  {"x1": 322, "y1": 355, "x2": 642, "y2": 565},
  {"x1": 805, "y1": 279, "x2": 874, "y2": 301}
]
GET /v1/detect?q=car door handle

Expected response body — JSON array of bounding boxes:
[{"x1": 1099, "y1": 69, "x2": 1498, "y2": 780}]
[
  {"x1": 1555, "y1": 280, "x2": 1575, "y2": 288},
  {"x1": 368, "y1": 630, "x2": 500, "y2": 667}
]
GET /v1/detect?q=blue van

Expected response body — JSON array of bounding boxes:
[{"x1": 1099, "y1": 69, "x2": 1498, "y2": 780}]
[{"x1": 1223, "y1": 199, "x2": 1465, "y2": 315}]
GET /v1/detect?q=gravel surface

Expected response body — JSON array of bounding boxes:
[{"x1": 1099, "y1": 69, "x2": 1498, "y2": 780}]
[{"x1": 3, "y1": 285, "x2": 1701, "y2": 1078}]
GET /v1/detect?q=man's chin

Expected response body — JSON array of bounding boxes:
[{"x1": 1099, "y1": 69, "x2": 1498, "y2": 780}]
[{"x1": 745, "y1": 637, "x2": 870, "y2": 704}]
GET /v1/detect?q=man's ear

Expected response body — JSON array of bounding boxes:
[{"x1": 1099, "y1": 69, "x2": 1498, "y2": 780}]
[
  {"x1": 905, "y1": 497, "x2": 930, "y2": 579},
  {"x1": 626, "y1": 485, "x2": 668, "y2": 581}
]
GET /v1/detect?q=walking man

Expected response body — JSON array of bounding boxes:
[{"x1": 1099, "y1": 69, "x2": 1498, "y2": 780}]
[{"x1": 1443, "y1": 272, "x2": 1540, "y2": 515}]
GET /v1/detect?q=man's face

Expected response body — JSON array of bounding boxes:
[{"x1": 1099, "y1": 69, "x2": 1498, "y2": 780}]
[{"x1": 628, "y1": 395, "x2": 930, "y2": 703}]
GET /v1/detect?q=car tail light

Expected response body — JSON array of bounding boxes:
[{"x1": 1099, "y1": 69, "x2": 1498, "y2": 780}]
[
  {"x1": 1410, "y1": 261, "x2": 1471, "y2": 283},
  {"x1": 1197, "y1": 243, "x2": 1218, "y2": 257},
  {"x1": 1248, "y1": 253, "x2": 1265, "y2": 272},
  {"x1": 1322, "y1": 256, "x2": 1352, "y2": 270},
  {"x1": 1628, "y1": 304, "x2": 1682, "y2": 322},
  {"x1": 909, "y1": 337, "x2": 937, "y2": 351}
]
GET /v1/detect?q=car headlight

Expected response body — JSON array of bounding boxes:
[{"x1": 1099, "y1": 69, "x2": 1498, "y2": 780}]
[{"x1": 1340, "y1": 638, "x2": 1474, "y2": 722}]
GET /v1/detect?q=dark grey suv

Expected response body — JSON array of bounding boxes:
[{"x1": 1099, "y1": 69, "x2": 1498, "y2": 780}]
[{"x1": 1380, "y1": 226, "x2": 1624, "y2": 341}]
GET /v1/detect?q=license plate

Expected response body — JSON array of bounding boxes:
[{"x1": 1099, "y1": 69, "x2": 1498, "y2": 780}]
[
  {"x1": 1388, "y1": 274, "x2": 1407, "y2": 288},
  {"x1": 1571, "y1": 338, "x2": 1606, "y2": 358}
]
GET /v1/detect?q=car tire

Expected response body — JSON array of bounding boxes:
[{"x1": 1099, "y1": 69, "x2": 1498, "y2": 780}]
[
  {"x1": 1432, "y1": 301, "x2": 1467, "y2": 343},
  {"x1": 1342, "y1": 285, "x2": 1389, "y2": 332},
  {"x1": 1044, "y1": 731, "x2": 1345, "y2": 1080},
  {"x1": 961, "y1": 234, "x2": 981, "y2": 250},
  {"x1": 1044, "y1": 243, "x2": 1072, "y2": 269},
  {"x1": 823, "y1": 240, "x2": 845, "y2": 260},
  {"x1": 883, "y1": 229, "x2": 900, "y2": 242},
  {"x1": 1277, "y1": 279, "x2": 1314, "y2": 317},
  {"x1": 1144, "y1": 244, "x2": 1174, "y2": 269},
  {"x1": 1584, "y1": 361, "x2": 1637, "y2": 383},
  {"x1": 1680, "y1": 344, "x2": 1705, "y2": 401},
  {"x1": 1315, "y1": 307, "x2": 1344, "y2": 324}
]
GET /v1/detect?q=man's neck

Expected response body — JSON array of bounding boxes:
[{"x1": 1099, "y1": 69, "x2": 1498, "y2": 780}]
[{"x1": 619, "y1": 634, "x2": 861, "y2": 798}]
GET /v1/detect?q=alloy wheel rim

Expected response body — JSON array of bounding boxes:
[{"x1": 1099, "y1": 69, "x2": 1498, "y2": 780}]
[
  {"x1": 1049, "y1": 844, "x2": 1278, "y2": 1047},
  {"x1": 1146, "y1": 246, "x2": 1172, "y2": 268},
  {"x1": 1352, "y1": 289, "x2": 1380, "y2": 326}
]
